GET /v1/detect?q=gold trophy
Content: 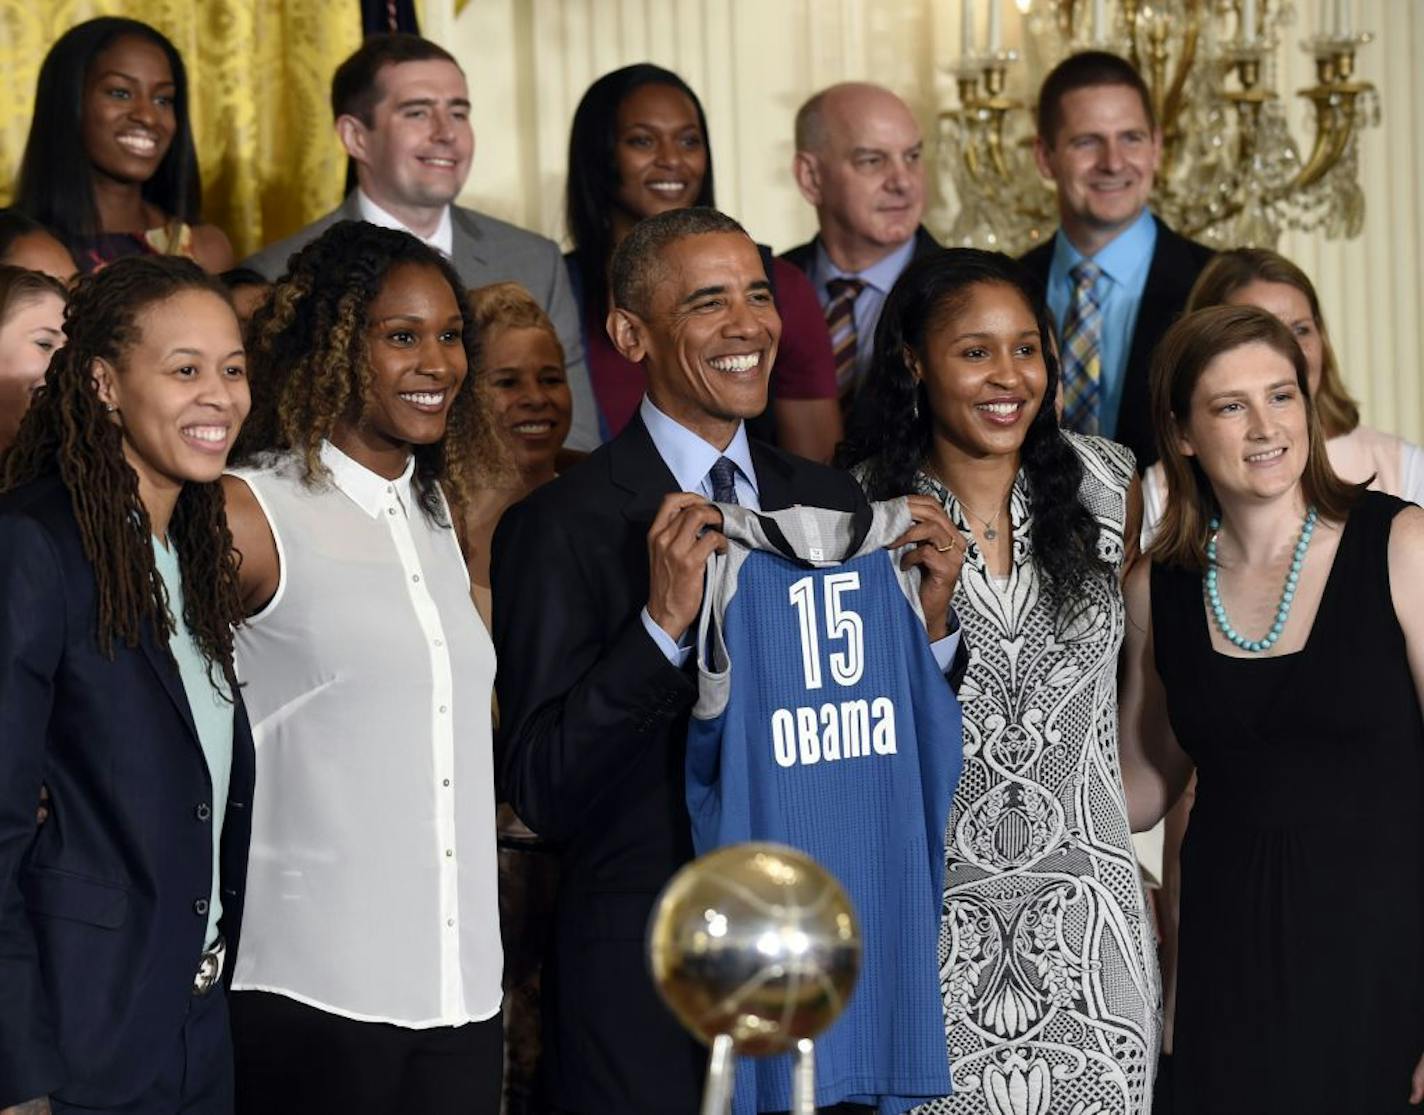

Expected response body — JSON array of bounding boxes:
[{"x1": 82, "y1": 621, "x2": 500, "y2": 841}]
[{"x1": 647, "y1": 843, "x2": 862, "y2": 1115}]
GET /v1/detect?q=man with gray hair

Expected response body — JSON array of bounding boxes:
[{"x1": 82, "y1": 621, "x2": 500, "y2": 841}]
[
  {"x1": 782, "y1": 83, "x2": 941, "y2": 413},
  {"x1": 493, "y1": 207, "x2": 963, "y2": 1112}
]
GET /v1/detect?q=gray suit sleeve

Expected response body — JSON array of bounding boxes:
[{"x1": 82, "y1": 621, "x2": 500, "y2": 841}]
[{"x1": 540, "y1": 252, "x2": 601, "y2": 452}]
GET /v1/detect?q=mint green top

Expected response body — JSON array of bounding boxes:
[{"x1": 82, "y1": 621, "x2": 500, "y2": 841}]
[{"x1": 151, "y1": 536, "x2": 233, "y2": 948}]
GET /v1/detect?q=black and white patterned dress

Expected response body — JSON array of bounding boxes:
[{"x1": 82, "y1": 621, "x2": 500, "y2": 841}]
[{"x1": 913, "y1": 434, "x2": 1159, "y2": 1115}]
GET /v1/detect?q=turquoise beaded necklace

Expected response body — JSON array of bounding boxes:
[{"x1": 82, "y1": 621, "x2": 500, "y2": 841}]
[{"x1": 1205, "y1": 505, "x2": 1318, "y2": 653}]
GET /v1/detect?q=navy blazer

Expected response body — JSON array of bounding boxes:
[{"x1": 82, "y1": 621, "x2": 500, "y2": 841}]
[{"x1": 0, "y1": 474, "x2": 255, "y2": 1109}]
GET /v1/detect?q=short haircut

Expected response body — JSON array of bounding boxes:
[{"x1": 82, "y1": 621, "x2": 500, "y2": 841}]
[
  {"x1": 1036, "y1": 50, "x2": 1155, "y2": 146},
  {"x1": 609, "y1": 207, "x2": 748, "y2": 317},
  {"x1": 1147, "y1": 304, "x2": 1361, "y2": 571},
  {"x1": 331, "y1": 33, "x2": 460, "y2": 126},
  {"x1": 794, "y1": 90, "x2": 831, "y2": 152},
  {"x1": 219, "y1": 266, "x2": 269, "y2": 292},
  {"x1": 468, "y1": 281, "x2": 563, "y2": 367}
]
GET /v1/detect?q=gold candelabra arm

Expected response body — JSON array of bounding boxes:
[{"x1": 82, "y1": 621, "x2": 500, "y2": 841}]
[
  {"x1": 1158, "y1": 0, "x2": 1203, "y2": 150},
  {"x1": 1280, "y1": 79, "x2": 1369, "y2": 194}
]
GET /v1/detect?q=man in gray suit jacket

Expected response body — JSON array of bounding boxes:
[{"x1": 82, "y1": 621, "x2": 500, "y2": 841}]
[{"x1": 243, "y1": 33, "x2": 599, "y2": 451}]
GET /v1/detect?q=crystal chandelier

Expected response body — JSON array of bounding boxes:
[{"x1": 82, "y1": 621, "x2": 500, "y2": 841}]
[{"x1": 932, "y1": 0, "x2": 1380, "y2": 253}]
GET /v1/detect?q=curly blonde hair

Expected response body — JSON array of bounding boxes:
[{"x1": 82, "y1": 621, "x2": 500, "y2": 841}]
[{"x1": 236, "y1": 220, "x2": 506, "y2": 521}]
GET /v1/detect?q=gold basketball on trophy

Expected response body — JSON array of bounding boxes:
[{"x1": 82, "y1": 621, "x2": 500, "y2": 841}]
[{"x1": 647, "y1": 842, "x2": 861, "y2": 1058}]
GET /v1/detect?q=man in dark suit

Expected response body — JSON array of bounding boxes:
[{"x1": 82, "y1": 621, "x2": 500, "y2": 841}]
[
  {"x1": 781, "y1": 83, "x2": 941, "y2": 412},
  {"x1": 492, "y1": 207, "x2": 966, "y2": 1114},
  {"x1": 242, "y1": 33, "x2": 599, "y2": 452},
  {"x1": 1020, "y1": 51, "x2": 1213, "y2": 472}
]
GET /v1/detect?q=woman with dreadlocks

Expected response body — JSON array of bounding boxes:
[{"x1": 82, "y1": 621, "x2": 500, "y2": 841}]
[
  {"x1": 220, "y1": 221, "x2": 507, "y2": 1115},
  {"x1": 0, "y1": 255, "x2": 253, "y2": 1114}
]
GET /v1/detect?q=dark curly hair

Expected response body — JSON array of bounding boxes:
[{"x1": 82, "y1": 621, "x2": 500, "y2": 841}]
[
  {"x1": 838, "y1": 247, "x2": 1110, "y2": 590},
  {"x1": 1, "y1": 255, "x2": 243, "y2": 687},
  {"x1": 235, "y1": 220, "x2": 505, "y2": 523}
]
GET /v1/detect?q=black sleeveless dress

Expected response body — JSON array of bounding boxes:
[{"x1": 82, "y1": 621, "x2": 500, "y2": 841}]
[{"x1": 1151, "y1": 491, "x2": 1424, "y2": 1114}]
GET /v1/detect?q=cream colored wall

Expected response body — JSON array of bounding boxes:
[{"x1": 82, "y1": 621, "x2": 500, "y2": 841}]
[{"x1": 429, "y1": 0, "x2": 1424, "y2": 442}]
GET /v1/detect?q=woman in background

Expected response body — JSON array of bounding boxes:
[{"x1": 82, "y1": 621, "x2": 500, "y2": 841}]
[
  {"x1": 1143, "y1": 247, "x2": 1424, "y2": 534},
  {"x1": 0, "y1": 255, "x2": 253, "y2": 1113},
  {"x1": 564, "y1": 63, "x2": 842, "y2": 461},
  {"x1": 222, "y1": 221, "x2": 505, "y2": 1115},
  {"x1": 462, "y1": 280, "x2": 567, "y2": 1115},
  {"x1": 464, "y1": 281, "x2": 570, "y2": 622},
  {"x1": 839, "y1": 248, "x2": 1160, "y2": 1115},
  {"x1": 15, "y1": 17, "x2": 232, "y2": 275},
  {"x1": 1119, "y1": 304, "x2": 1424, "y2": 1113},
  {"x1": 0, "y1": 266, "x2": 67, "y2": 454}
]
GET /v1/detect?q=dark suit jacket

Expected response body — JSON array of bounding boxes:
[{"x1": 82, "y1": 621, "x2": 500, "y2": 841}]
[
  {"x1": 242, "y1": 192, "x2": 601, "y2": 452},
  {"x1": 779, "y1": 223, "x2": 942, "y2": 276},
  {"x1": 0, "y1": 475, "x2": 255, "y2": 1110},
  {"x1": 491, "y1": 417, "x2": 871, "y2": 1114},
  {"x1": 1020, "y1": 215, "x2": 1213, "y2": 472}
]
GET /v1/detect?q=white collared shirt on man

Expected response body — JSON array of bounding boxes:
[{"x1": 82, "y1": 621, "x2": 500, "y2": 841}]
[{"x1": 356, "y1": 188, "x2": 455, "y2": 259}]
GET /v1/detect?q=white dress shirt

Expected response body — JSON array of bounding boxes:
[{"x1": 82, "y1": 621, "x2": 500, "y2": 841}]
[
  {"x1": 228, "y1": 442, "x2": 501, "y2": 1027},
  {"x1": 356, "y1": 189, "x2": 454, "y2": 259}
]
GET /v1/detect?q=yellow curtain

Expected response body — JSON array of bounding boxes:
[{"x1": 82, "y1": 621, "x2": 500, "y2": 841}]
[{"x1": 0, "y1": 0, "x2": 361, "y2": 259}]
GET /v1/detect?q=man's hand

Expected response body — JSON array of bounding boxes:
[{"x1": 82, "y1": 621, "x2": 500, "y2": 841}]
[
  {"x1": 1409, "y1": 1050, "x2": 1424, "y2": 1105},
  {"x1": 889, "y1": 495, "x2": 967, "y2": 641},
  {"x1": 646, "y1": 493, "x2": 726, "y2": 643}
]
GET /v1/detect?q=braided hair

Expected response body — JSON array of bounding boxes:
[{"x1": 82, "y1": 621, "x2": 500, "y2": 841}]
[
  {"x1": 837, "y1": 248, "x2": 1111, "y2": 591},
  {"x1": 236, "y1": 221, "x2": 504, "y2": 524},
  {"x1": 1, "y1": 255, "x2": 244, "y2": 686}
]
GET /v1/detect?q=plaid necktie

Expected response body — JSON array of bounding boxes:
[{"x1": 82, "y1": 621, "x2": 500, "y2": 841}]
[
  {"x1": 1060, "y1": 260, "x2": 1104, "y2": 435},
  {"x1": 824, "y1": 277, "x2": 866, "y2": 400},
  {"x1": 708, "y1": 456, "x2": 740, "y2": 505}
]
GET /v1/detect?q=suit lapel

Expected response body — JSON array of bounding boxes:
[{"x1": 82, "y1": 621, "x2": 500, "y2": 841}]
[
  {"x1": 450, "y1": 207, "x2": 490, "y2": 272},
  {"x1": 611, "y1": 415, "x2": 680, "y2": 523},
  {"x1": 751, "y1": 442, "x2": 797, "y2": 512},
  {"x1": 138, "y1": 624, "x2": 200, "y2": 745}
]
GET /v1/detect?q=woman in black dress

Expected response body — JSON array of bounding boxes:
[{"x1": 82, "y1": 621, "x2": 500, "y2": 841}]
[{"x1": 1118, "y1": 304, "x2": 1424, "y2": 1113}]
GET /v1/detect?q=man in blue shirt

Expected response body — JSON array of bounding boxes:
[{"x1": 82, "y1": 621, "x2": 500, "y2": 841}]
[
  {"x1": 781, "y1": 84, "x2": 941, "y2": 418},
  {"x1": 1020, "y1": 51, "x2": 1213, "y2": 471},
  {"x1": 492, "y1": 207, "x2": 967, "y2": 1114}
]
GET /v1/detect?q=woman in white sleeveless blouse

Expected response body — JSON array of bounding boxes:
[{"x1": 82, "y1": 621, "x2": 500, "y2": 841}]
[{"x1": 219, "y1": 222, "x2": 508, "y2": 1115}]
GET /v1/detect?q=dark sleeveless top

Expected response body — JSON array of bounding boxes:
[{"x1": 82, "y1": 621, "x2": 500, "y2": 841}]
[{"x1": 1151, "y1": 491, "x2": 1424, "y2": 1114}]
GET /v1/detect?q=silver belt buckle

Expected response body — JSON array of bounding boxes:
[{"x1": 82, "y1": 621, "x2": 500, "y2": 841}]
[{"x1": 193, "y1": 935, "x2": 225, "y2": 996}]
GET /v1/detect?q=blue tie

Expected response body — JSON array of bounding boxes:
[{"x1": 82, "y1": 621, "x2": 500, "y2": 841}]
[{"x1": 709, "y1": 457, "x2": 740, "y2": 505}]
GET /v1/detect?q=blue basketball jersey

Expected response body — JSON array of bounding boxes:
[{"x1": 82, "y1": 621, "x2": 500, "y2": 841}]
[{"x1": 687, "y1": 500, "x2": 962, "y2": 1114}]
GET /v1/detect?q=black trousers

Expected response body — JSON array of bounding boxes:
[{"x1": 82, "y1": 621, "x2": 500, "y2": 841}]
[
  {"x1": 229, "y1": 989, "x2": 502, "y2": 1115},
  {"x1": 52, "y1": 985, "x2": 232, "y2": 1115}
]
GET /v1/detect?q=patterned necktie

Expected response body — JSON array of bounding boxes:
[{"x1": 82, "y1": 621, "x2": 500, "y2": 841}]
[
  {"x1": 709, "y1": 456, "x2": 740, "y2": 505},
  {"x1": 824, "y1": 277, "x2": 866, "y2": 401},
  {"x1": 1060, "y1": 260, "x2": 1104, "y2": 435}
]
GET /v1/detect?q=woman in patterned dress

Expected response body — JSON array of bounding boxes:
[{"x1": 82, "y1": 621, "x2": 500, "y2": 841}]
[{"x1": 839, "y1": 248, "x2": 1159, "y2": 1115}]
